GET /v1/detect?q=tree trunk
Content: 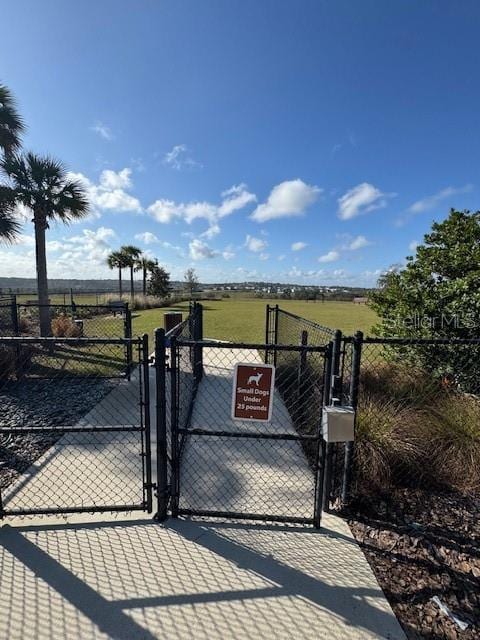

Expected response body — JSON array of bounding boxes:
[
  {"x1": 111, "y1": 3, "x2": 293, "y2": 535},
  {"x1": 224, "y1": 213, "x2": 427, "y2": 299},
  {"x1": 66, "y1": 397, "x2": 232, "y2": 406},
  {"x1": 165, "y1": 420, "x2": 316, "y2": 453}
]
[
  {"x1": 118, "y1": 268, "x2": 123, "y2": 298},
  {"x1": 33, "y1": 213, "x2": 51, "y2": 336},
  {"x1": 143, "y1": 267, "x2": 147, "y2": 296},
  {"x1": 130, "y1": 265, "x2": 134, "y2": 300}
]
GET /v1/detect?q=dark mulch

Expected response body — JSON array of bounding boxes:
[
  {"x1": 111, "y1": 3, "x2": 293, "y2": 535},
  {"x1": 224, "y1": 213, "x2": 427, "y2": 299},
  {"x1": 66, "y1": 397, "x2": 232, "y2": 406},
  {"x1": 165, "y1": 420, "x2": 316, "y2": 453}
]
[
  {"x1": 347, "y1": 488, "x2": 480, "y2": 639},
  {"x1": 0, "y1": 378, "x2": 116, "y2": 489}
]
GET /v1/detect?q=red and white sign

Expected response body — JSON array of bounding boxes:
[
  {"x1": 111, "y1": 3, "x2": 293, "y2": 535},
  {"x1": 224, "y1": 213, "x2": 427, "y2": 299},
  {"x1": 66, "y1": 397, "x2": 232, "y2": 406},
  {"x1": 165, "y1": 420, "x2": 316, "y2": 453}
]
[{"x1": 231, "y1": 363, "x2": 275, "y2": 422}]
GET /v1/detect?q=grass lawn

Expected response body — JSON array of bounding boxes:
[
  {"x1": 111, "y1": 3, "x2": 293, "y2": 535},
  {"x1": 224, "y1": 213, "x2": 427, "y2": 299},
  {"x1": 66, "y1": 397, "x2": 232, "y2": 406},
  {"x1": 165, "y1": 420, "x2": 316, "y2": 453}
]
[{"x1": 130, "y1": 298, "x2": 378, "y2": 345}]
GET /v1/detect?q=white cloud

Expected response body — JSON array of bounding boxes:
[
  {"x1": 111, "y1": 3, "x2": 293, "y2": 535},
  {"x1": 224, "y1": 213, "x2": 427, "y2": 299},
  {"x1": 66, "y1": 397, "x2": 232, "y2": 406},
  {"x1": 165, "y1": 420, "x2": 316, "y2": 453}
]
[
  {"x1": 318, "y1": 250, "x2": 340, "y2": 263},
  {"x1": 147, "y1": 199, "x2": 178, "y2": 224},
  {"x1": 189, "y1": 238, "x2": 218, "y2": 260},
  {"x1": 245, "y1": 235, "x2": 268, "y2": 253},
  {"x1": 147, "y1": 184, "x2": 255, "y2": 237},
  {"x1": 338, "y1": 182, "x2": 392, "y2": 220},
  {"x1": 222, "y1": 245, "x2": 235, "y2": 261},
  {"x1": 291, "y1": 241, "x2": 307, "y2": 251},
  {"x1": 409, "y1": 240, "x2": 419, "y2": 252},
  {"x1": 90, "y1": 121, "x2": 113, "y2": 141},
  {"x1": 277, "y1": 254, "x2": 286, "y2": 261},
  {"x1": 135, "y1": 231, "x2": 159, "y2": 244},
  {"x1": 259, "y1": 253, "x2": 270, "y2": 261},
  {"x1": 348, "y1": 235, "x2": 372, "y2": 250},
  {"x1": 163, "y1": 144, "x2": 201, "y2": 170},
  {"x1": 14, "y1": 234, "x2": 35, "y2": 247},
  {"x1": 407, "y1": 185, "x2": 472, "y2": 214},
  {"x1": 218, "y1": 184, "x2": 257, "y2": 216},
  {"x1": 68, "y1": 168, "x2": 142, "y2": 216},
  {"x1": 251, "y1": 179, "x2": 321, "y2": 222},
  {"x1": 99, "y1": 168, "x2": 132, "y2": 190}
]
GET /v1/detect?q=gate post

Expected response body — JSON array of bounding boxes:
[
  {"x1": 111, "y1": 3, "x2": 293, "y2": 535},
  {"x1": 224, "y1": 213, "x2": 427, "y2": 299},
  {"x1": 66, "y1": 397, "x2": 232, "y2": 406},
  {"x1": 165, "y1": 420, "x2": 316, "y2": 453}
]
[
  {"x1": 273, "y1": 304, "x2": 279, "y2": 367},
  {"x1": 170, "y1": 335, "x2": 179, "y2": 517},
  {"x1": 322, "y1": 340, "x2": 334, "y2": 512},
  {"x1": 155, "y1": 328, "x2": 169, "y2": 521},
  {"x1": 124, "y1": 303, "x2": 132, "y2": 380},
  {"x1": 141, "y1": 334, "x2": 153, "y2": 513},
  {"x1": 341, "y1": 331, "x2": 363, "y2": 506},
  {"x1": 193, "y1": 303, "x2": 203, "y2": 382},
  {"x1": 11, "y1": 295, "x2": 19, "y2": 336},
  {"x1": 314, "y1": 340, "x2": 333, "y2": 528},
  {"x1": 297, "y1": 330, "x2": 308, "y2": 426},
  {"x1": 331, "y1": 329, "x2": 342, "y2": 404},
  {"x1": 264, "y1": 305, "x2": 271, "y2": 363}
]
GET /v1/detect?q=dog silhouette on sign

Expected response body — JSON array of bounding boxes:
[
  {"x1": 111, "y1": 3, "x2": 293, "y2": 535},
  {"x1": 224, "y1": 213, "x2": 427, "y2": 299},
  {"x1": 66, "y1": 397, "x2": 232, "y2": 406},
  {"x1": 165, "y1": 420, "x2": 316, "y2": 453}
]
[{"x1": 247, "y1": 372, "x2": 263, "y2": 386}]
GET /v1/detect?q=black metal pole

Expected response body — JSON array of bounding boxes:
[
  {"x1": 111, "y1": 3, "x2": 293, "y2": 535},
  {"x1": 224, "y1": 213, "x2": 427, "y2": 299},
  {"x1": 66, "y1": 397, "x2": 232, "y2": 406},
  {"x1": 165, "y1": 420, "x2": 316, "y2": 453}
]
[
  {"x1": 141, "y1": 334, "x2": 153, "y2": 513},
  {"x1": 322, "y1": 341, "x2": 334, "y2": 511},
  {"x1": 155, "y1": 328, "x2": 168, "y2": 520},
  {"x1": 264, "y1": 305, "x2": 271, "y2": 363},
  {"x1": 124, "y1": 303, "x2": 132, "y2": 380},
  {"x1": 315, "y1": 341, "x2": 333, "y2": 526},
  {"x1": 170, "y1": 335, "x2": 179, "y2": 517},
  {"x1": 342, "y1": 330, "x2": 363, "y2": 506},
  {"x1": 273, "y1": 304, "x2": 279, "y2": 367},
  {"x1": 331, "y1": 329, "x2": 342, "y2": 405},
  {"x1": 193, "y1": 303, "x2": 203, "y2": 382}
]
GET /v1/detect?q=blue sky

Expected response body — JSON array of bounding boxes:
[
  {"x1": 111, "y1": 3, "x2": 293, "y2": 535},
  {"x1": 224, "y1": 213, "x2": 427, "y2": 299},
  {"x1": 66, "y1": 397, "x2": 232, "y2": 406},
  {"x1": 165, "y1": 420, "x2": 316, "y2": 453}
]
[{"x1": 1, "y1": 0, "x2": 479, "y2": 285}]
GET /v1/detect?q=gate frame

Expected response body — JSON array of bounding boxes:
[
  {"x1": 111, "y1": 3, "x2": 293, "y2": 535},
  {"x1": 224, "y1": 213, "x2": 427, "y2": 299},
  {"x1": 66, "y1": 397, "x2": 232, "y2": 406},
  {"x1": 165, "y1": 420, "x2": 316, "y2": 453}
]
[
  {"x1": 166, "y1": 336, "x2": 331, "y2": 528},
  {"x1": 0, "y1": 334, "x2": 153, "y2": 519}
]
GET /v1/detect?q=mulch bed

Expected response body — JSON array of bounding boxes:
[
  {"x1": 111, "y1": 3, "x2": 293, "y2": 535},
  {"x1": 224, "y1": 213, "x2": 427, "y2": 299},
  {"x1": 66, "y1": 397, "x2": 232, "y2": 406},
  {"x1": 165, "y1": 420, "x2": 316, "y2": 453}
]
[{"x1": 347, "y1": 488, "x2": 480, "y2": 639}]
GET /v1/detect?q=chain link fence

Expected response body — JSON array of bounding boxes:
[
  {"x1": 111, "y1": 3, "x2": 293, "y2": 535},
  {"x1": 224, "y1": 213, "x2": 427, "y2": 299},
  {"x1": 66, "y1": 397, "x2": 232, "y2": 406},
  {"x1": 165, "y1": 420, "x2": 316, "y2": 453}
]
[
  {"x1": 348, "y1": 337, "x2": 480, "y2": 500},
  {"x1": 0, "y1": 295, "x2": 18, "y2": 336},
  {"x1": 167, "y1": 302, "x2": 328, "y2": 525},
  {"x1": 0, "y1": 335, "x2": 152, "y2": 517}
]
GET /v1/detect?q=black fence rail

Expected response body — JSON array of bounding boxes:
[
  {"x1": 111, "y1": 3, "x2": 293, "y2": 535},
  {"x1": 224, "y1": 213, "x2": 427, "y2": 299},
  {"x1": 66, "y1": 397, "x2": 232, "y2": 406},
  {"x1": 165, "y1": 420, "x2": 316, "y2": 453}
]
[{"x1": 0, "y1": 334, "x2": 152, "y2": 517}]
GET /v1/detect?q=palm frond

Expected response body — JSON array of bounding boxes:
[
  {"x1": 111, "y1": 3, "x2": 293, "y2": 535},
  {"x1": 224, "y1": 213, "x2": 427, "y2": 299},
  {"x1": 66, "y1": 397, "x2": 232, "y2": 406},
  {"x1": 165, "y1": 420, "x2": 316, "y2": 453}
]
[
  {"x1": 0, "y1": 84, "x2": 25, "y2": 154},
  {"x1": 0, "y1": 210, "x2": 21, "y2": 243}
]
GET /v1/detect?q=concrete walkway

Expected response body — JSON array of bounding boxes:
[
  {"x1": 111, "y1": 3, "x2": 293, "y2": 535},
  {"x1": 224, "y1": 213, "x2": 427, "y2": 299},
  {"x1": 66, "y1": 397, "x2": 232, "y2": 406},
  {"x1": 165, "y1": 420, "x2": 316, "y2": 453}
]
[
  {"x1": 0, "y1": 345, "x2": 405, "y2": 639},
  {"x1": 179, "y1": 347, "x2": 315, "y2": 518}
]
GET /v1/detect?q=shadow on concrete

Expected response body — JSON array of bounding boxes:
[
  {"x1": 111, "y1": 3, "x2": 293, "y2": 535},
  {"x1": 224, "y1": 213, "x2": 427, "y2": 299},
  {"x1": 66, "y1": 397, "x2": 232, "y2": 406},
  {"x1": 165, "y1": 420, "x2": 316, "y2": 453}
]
[{"x1": 0, "y1": 516, "x2": 404, "y2": 639}]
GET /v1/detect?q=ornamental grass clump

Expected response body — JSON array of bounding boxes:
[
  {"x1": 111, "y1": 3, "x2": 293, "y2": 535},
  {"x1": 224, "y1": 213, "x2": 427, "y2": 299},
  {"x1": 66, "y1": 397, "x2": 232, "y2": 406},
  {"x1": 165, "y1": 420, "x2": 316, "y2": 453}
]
[
  {"x1": 354, "y1": 393, "x2": 429, "y2": 493},
  {"x1": 427, "y1": 393, "x2": 480, "y2": 494}
]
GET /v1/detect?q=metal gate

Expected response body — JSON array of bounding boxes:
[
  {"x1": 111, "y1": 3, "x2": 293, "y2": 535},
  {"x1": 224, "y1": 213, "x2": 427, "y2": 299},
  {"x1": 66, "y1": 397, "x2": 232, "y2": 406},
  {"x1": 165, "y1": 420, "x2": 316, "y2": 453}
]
[
  {"x1": 0, "y1": 335, "x2": 152, "y2": 518},
  {"x1": 165, "y1": 326, "x2": 331, "y2": 527}
]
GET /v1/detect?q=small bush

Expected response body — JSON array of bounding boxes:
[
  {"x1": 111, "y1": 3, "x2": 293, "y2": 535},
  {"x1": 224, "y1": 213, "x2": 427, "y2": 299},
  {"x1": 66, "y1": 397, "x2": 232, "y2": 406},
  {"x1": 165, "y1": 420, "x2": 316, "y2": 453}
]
[
  {"x1": 51, "y1": 315, "x2": 82, "y2": 337},
  {"x1": 427, "y1": 393, "x2": 480, "y2": 494},
  {"x1": 355, "y1": 394, "x2": 428, "y2": 493}
]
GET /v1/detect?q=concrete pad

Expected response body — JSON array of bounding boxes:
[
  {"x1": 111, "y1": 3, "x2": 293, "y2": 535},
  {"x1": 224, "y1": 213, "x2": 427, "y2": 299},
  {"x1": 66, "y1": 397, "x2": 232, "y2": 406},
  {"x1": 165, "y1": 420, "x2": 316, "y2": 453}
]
[{"x1": 0, "y1": 513, "x2": 405, "y2": 639}]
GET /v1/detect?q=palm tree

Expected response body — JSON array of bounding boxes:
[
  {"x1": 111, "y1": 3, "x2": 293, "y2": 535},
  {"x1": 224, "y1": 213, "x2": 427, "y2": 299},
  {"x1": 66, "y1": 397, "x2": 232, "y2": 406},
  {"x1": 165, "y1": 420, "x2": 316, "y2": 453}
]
[
  {"x1": 0, "y1": 152, "x2": 89, "y2": 335},
  {"x1": 0, "y1": 84, "x2": 25, "y2": 243},
  {"x1": 120, "y1": 245, "x2": 141, "y2": 300},
  {"x1": 135, "y1": 255, "x2": 157, "y2": 296},
  {"x1": 107, "y1": 250, "x2": 127, "y2": 299},
  {"x1": 0, "y1": 84, "x2": 25, "y2": 156}
]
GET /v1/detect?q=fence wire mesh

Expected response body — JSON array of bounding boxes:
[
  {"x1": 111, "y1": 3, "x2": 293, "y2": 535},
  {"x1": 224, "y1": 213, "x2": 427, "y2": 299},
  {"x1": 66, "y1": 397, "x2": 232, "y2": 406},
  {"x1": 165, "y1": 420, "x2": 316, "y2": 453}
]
[
  {"x1": 341, "y1": 338, "x2": 480, "y2": 502},
  {"x1": 0, "y1": 295, "x2": 17, "y2": 336},
  {"x1": 172, "y1": 342, "x2": 326, "y2": 523},
  {"x1": 16, "y1": 303, "x2": 129, "y2": 340},
  {"x1": 0, "y1": 336, "x2": 151, "y2": 517}
]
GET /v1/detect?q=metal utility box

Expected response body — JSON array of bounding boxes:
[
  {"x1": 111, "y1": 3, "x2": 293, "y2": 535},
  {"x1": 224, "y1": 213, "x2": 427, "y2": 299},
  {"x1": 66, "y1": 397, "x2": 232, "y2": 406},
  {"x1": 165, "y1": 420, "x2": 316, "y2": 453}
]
[{"x1": 322, "y1": 406, "x2": 355, "y2": 442}]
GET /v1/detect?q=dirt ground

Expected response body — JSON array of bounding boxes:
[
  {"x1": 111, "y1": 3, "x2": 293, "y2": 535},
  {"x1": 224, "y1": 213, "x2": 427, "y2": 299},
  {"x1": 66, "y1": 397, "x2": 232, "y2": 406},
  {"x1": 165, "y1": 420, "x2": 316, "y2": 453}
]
[{"x1": 348, "y1": 488, "x2": 480, "y2": 639}]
